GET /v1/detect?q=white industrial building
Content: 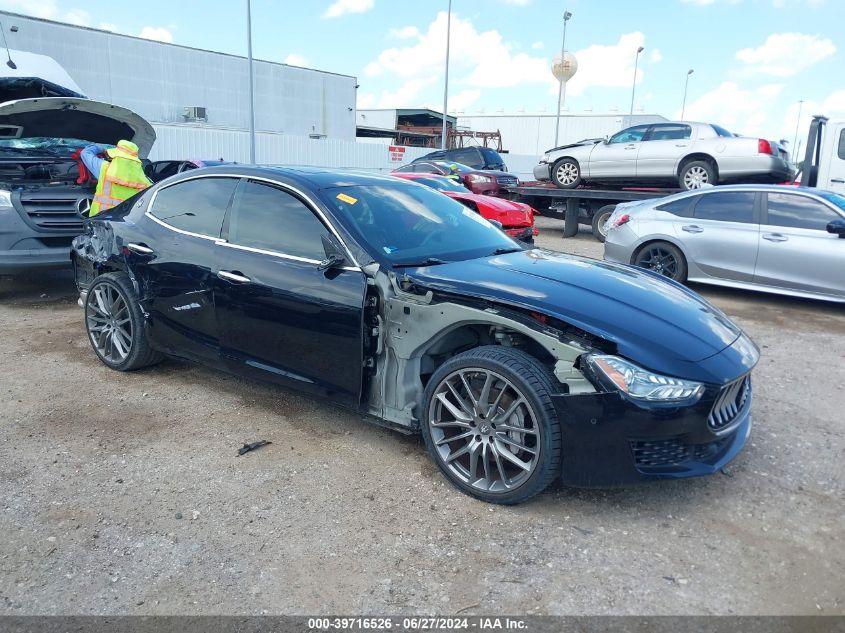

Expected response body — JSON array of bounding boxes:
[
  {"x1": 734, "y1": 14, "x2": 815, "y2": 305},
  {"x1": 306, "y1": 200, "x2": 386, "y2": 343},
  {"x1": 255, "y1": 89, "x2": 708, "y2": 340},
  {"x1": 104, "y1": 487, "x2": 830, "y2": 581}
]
[
  {"x1": 0, "y1": 10, "x2": 386, "y2": 166},
  {"x1": 456, "y1": 113, "x2": 667, "y2": 156}
]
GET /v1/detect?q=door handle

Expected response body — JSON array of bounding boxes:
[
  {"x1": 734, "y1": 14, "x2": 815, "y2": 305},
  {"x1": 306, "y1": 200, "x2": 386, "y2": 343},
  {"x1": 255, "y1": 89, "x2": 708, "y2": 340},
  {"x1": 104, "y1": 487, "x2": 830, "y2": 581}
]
[
  {"x1": 624, "y1": 145, "x2": 637, "y2": 150},
  {"x1": 675, "y1": 144, "x2": 688, "y2": 147},
  {"x1": 217, "y1": 270, "x2": 251, "y2": 283},
  {"x1": 126, "y1": 243, "x2": 154, "y2": 255},
  {"x1": 762, "y1": 233, "x2": 788, "y2": 242},
  {"x1": 831, "y1": 178, "x2": 845, "y2": 184},
  {"x1": 681, "y1": 225, "x2": 703, "y2": 233}
]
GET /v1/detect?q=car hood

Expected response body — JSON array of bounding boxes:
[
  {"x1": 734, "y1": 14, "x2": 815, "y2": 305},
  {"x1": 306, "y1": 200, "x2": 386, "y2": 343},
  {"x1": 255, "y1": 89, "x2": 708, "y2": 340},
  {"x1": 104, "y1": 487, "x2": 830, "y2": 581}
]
[
  {"x1": 545, "y1": 139, "x2": 602, "y2": 154},
  {"x1": 404, "y1": 249, "x2": 747, "y2": 381},
  {"x1": 0, "y1": 97, "x2": 156, "y2": 158}
]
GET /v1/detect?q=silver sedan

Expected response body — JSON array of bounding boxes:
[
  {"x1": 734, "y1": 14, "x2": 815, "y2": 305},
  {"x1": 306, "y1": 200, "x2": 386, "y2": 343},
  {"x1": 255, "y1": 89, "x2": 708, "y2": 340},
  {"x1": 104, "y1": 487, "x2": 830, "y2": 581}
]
[
  {"x1": 535, "y1": 122, "x2": 794, "y2": 190},
  {"x1": 603, "y1": 185, "x2": 845, "y2": 303}
]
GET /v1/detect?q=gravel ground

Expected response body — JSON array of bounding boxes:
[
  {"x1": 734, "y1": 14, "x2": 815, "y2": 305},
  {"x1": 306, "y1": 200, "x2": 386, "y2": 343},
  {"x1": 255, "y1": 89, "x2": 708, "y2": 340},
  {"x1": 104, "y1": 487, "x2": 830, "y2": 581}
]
[{"x1": 1, "y1": 216, "x2": 843, "y2": 615}]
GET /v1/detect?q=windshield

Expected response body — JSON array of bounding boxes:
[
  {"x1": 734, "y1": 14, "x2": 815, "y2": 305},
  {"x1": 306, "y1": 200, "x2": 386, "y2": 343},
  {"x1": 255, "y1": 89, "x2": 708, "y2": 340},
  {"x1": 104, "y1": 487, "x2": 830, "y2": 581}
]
[
  {"x1": 0, "y1": 137, "x2": 101, "y2": 158},
  {"x1": 322, "y1": 184, "x2": 519, "y2": 265},
  {"x1": 817, "y1": 191, "x2": 845, "y2": 213},
  {"x1": 415, "y1": 176, "x2": 470, "y2": 193}
]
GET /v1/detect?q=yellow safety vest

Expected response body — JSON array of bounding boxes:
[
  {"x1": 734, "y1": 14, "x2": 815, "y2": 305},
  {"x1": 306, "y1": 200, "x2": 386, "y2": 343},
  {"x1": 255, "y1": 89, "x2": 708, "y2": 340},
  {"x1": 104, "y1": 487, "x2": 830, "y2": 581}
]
[{"x1": 90, "y1": 154, "x2": 151, "y2": 216}]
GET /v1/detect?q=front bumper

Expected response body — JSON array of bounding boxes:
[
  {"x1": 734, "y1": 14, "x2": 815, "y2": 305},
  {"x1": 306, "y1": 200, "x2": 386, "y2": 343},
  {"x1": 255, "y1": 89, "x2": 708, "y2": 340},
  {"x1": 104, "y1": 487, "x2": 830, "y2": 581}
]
[
  {"x1": 0, "y1": 245, "x2": 73, "y2": 272},
  {"x1": 552, "y1": 383, "x2": 752, "y2": 487},
  {"x1": 533, "y1": 162, "x2": 551, "y2": 181}
]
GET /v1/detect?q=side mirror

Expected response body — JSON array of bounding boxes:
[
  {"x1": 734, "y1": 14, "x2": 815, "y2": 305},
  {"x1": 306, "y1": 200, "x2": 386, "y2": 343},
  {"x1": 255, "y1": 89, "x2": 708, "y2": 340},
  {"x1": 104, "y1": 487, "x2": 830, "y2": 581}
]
[
  {"x1": 489, "y1": 220, "x2": 504, "y2": 230},
  {"x1": 318, "y1": 235, "x2": 347, "y2": 271},
  {"x1": 603, "y1": 136, "x2": 610, "y2": 144},
  {"x1": 826, "y1": 218, "x2": 845, "y2": 238}
]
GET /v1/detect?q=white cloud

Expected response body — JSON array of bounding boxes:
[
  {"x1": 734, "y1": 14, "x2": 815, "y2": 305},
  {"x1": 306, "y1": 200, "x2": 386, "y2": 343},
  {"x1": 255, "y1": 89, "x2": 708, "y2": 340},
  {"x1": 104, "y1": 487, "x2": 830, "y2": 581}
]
[
  {"x1": 284, "y1": 54, "x2": 309, "y2": 67},
  {"x1": 363, "y1": 76, "x2": 440, "y2": 109},
  {"x1": 138, "y1": 26, "x2": 173, "y2": 43},
  {"x1": 531, "y1": 41, "x2": 544, "y2": 50},
  {"x1": 323, "y1": 0, "x2": 374, "y2": 18},
  {"x1": 388, "y1": 26, "x2": 419, "y2": 40},
  {"x1": 676, "y1": 81, "x2": 785, "y2": 135},
  {"x1": 0, "y1": 0, "x2": 93, "y2": 25},
  {"x1": 736, "y1": 32, "x2": 835, "y2": 76},
  {"x1": 779, "y1": 90, "x2": 845, "y2": 153},
  {"x1": 63, "y1": 8, "x2": 89, "y2": 26},
  {"x1": 448, "y1": 89, "x2": 482, "y2": 113},
  {"x1": 561, "y1": 32, "x2": 648, "y2": 98},
  {"x1": 363, "y1": 11, "x2": 550, "y2": 90},
  {"x1": 650, "y1": 48, "x2": 663, "y2": 63}
]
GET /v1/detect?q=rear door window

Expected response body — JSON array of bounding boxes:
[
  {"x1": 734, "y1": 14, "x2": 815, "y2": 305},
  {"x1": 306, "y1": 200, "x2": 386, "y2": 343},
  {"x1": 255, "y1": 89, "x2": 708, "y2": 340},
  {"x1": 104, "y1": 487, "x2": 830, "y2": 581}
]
[
  {"x1": 657, "y1": 196, "x2": 697, "y2": 217},
  {"x1": 451, "y1": 148, "x2": 482, "y2": 168},
  {"x1": 646, "y1": 124, "x2": 692, "y2": 141},
  {"x1": 692, "y1": 192, "x2": 756, "y2": 223},
  {"x1": 765, "y1": 193, "x2": 841, "y2": 231},
  {"x1": 227, "y1": 180, "x2": 330, "y2": 260},
  {"x1": 149, "y1": 177, "x2": 238, "y2": 237}
]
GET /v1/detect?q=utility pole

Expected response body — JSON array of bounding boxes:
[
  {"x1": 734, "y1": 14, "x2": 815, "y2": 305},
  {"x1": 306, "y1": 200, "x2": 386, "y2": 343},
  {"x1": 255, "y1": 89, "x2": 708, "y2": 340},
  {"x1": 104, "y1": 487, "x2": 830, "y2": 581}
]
[
  {"x1": 792, "y1": 100, "x2": 804, "y2": 163},
  {"x1": 553, "y1": 10, "x2": 572, "y2": 146},
  {"x1": 629, "y1": 46, "x2": 644, "y2": 117},
  {"x1": 681, "y1": 69, "x2": 693, "y2": 119},
  {"x1": 246, "y1": 0, "x2": 256, "y2": 164},
  {"x1": 441, "y1": 0, "x2": 452, "y2": 150}
]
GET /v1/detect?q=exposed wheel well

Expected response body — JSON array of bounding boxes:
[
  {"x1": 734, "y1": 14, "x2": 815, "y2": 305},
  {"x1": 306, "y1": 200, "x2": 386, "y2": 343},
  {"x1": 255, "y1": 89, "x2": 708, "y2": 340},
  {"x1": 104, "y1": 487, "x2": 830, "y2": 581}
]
[
  {"x1": 417, "y1": 324, "x2": 557, "y2": 388},
  {"x1": 678, "y1": 153, "x2": 718, "y2": 177}
]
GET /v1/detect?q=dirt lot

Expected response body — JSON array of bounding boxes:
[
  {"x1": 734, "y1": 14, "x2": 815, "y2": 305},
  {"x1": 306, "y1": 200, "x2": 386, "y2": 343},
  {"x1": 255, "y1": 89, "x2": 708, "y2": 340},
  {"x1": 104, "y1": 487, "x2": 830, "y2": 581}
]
[{"x1": 1, "y1": 216, "x2": 843, "y2": 615}]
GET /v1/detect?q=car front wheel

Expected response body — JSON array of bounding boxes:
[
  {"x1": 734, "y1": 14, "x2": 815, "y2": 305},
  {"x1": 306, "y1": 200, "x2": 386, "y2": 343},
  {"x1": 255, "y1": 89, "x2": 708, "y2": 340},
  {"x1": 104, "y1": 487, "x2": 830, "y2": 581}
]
[
  {"x1": 421, "y1": 346, "x2": 562, "y2": 505},
  {"x1": 85, "y1": 272, "x2": 162, "y2": 371},
  {"x1": 551, "y1": 158, "x2": 581, "y2": 189}
]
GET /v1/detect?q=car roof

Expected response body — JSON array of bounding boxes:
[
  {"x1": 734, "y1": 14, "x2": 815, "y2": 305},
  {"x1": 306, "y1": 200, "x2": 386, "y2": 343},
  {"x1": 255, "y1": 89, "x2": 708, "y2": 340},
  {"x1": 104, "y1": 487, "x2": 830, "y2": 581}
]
[
  {"x1": 170, "y1": 164, "x2": 407, "y2": 189},
  {"x1": 656, "y1": 184, "x2": 835, "y2": 203}
]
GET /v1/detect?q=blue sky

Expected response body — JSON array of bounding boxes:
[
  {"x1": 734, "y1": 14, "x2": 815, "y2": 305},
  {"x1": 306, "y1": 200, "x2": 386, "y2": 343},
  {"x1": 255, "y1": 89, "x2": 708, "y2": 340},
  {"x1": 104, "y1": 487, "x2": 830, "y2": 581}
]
[{"x1": 0, "y1": 0, "x2": 842, "y2": 148}]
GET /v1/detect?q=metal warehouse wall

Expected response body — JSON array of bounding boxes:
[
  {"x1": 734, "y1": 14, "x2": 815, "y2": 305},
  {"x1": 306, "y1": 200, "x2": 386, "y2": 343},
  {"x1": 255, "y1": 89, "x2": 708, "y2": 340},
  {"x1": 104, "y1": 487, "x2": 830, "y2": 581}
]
[
  {"x1": 0, "y1": 11, "x2": 357, "y2": 140},
  {"x1": 457, "y1": 113, "x2": 667, "y2": 156},
  {"x1": 151, "y1": 124, "x2": 433, "y2": 173}
]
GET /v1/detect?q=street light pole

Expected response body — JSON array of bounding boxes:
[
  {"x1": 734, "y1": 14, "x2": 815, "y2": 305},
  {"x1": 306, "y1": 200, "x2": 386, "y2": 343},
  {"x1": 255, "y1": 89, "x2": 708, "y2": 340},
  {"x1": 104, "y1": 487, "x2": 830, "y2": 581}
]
[
  {"x1": 553, "y1": 10, "x2": 572, "y2": 147},
  {"x1": 629, "y1": 46, "x2": 644, "y2": 117},
  {"x1": 792, "y1": 99, "x2": 804, "y2": 162},
  {"x1": 681, "y1": 68, "x2": 693, "y2": 119},
  {"x1": 440, "y1": 0, "x2": 452, "y2": 150},
  {"x1": 246, "y1": 0, "x2": 256, "y2": 164}
]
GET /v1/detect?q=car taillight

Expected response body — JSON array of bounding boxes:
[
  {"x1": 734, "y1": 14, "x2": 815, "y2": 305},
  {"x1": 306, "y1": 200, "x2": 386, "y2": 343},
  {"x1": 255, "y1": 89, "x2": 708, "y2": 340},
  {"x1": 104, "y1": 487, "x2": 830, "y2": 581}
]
[
  {"x1": 611, "y1": 213, "x2": 631, "y2": 228},
  {"x1": 758, "y1": 139, "x2": 773, "y2": 155}
]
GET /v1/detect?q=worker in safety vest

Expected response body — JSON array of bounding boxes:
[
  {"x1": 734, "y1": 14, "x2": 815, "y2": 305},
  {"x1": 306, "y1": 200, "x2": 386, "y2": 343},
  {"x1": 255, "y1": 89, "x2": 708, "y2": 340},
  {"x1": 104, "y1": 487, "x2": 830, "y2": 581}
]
[
  {"x1": 80, "y1": 140, "x2": 151, "y2": 217},
  {"x1": 446, "y1": 163, "x2": 463, "y2": 183}
]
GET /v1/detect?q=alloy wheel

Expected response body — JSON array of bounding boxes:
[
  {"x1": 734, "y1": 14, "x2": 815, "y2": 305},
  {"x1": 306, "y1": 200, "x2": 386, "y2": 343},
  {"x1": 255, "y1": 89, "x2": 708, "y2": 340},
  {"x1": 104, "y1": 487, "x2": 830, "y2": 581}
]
[
  {"x1": 636, "y1": 246, "x2": 680, "y2": 278},
  {"x1": 86, "y1": 282, "x2": 133, "y2": 363},
  {"x1": 428, "y1": 368, "x2": 541, "y2": 493},
  {"x1": 555, "y1": 162, "x2": 579, "y2": 186},
  {"x1": 683, "y1": 165, "x2": 709, "y2": 189}
]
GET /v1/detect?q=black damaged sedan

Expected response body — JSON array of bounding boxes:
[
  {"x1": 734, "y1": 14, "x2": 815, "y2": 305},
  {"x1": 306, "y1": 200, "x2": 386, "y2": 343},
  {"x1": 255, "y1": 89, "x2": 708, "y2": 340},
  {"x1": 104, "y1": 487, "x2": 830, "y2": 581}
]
[{"x1": 72, "y1": 166, "x2": 759, "y2": 504}]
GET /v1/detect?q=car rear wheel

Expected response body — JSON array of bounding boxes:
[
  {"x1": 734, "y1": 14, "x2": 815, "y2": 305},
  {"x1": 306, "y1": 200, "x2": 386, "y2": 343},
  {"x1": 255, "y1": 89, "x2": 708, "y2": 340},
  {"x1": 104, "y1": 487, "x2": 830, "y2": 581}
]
[
  {"x1": 85, "y1": 272, "x2": 162, "y2": 371},
  {"x1": 633, "y1": 241, "x2": 688, "y2": 283},
  {"x1": 591, "y1": 205, "x2": 616, "y2": 242},
  {"x1": 551, "y1": 158, "x2": 581, "y2": 189},
  {"x1": 679, "y1": 160, "x2": 717, "y2": 190},
  {"x1": 421, "y1": 346, "x2": 562, "y2": 505}
]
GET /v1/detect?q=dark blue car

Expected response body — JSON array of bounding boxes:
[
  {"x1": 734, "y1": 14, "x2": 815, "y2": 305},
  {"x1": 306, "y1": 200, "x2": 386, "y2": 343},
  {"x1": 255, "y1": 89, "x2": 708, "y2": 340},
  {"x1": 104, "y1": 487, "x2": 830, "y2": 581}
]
[{"x1": 71, "y1": 166, "x2": 759, "y2": 504}]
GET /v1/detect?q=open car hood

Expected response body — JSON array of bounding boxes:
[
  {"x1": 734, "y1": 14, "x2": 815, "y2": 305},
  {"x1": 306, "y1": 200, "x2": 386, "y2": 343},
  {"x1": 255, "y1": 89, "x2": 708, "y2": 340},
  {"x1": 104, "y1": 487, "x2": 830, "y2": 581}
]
[{"x1": 0, "y1": 97, "x2": 156, "y2": 158}]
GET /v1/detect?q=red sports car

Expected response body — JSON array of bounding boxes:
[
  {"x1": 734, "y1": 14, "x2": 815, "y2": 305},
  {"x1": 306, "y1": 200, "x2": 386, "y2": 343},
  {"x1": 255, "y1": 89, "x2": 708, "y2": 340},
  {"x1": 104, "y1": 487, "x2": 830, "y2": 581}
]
[{"x1": 391, "y1": 172, "x2": 538, "y2": 243}]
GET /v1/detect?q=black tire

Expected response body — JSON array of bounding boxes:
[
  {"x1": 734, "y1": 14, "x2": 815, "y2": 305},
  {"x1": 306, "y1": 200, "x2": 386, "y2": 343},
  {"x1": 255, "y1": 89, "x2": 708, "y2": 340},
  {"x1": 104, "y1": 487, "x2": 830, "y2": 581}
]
[
  {"x1": 678, "y1": 159, "x2": 717, "y2": 190},
  {"x1": 633, "y1": 241, "x2": 688, "y2": 283},
  {"x1": 84, "y1": 272, "x2": 163, "y2": 371},
  {"x1": 591, "y1": 204, "x2": 616, "y2": 243},
  {"x1": 421, "y1": 346, "x2": 562, "y2": 505},
  {"x1": 562, "y1": 199, "x2": 579, "y2": 238},
  {"x1": 551, "y1": 157, "x2": 582, "y2": 189}
]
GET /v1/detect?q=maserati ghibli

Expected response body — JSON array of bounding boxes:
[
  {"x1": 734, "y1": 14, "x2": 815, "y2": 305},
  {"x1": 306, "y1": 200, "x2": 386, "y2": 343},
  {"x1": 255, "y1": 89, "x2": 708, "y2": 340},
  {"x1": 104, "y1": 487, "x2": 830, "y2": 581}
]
[{"x1": 72, "y1": 166, "x2": 759, "y2": 504}]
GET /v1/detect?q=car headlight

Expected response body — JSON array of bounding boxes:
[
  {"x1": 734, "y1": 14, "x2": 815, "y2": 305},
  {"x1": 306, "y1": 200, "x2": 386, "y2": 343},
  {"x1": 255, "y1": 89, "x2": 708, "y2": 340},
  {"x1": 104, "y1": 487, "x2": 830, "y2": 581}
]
[{"x1": 583, "y1": 354, "x2": 704, "y2": 403}]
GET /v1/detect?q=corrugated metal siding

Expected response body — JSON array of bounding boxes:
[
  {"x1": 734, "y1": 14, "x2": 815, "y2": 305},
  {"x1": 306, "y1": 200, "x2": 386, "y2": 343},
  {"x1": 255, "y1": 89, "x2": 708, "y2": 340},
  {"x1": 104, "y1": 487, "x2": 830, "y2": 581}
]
[
  {"x1": 457, "y1": 114, "x2": 667, "y2": 155},
  {"x1": 1, "y1": 11, "x2": 357, "y2": 140},
  {"x1": 150, "y1": 124, "x2": 433, "y2": 173}
]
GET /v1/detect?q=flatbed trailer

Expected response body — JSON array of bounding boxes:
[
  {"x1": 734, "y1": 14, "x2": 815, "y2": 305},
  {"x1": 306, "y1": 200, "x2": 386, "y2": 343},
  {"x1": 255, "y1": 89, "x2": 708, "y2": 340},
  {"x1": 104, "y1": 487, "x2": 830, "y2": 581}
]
[{"x1": 506, "y1": 184, "x2": 682, "y2": 242}]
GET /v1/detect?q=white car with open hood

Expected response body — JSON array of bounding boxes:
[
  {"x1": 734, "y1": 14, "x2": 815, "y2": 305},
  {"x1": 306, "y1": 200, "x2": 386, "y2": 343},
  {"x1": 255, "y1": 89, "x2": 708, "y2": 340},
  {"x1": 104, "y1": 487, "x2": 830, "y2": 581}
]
[{"x1": 0, "y1": 53, "x2": 155, "y2": 273}]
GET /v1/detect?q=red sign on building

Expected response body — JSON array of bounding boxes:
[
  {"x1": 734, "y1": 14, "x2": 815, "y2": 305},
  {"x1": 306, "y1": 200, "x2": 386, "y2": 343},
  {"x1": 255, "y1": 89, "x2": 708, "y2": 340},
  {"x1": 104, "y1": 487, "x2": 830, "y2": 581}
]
[{"x1": 388, "y1": 145, "x2": 406, "y2": 162}]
